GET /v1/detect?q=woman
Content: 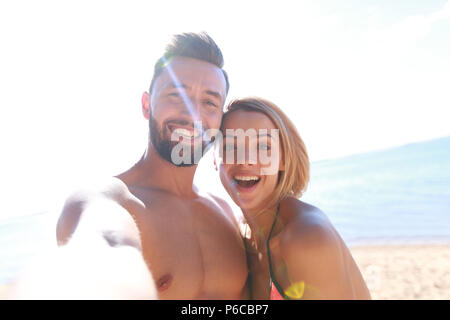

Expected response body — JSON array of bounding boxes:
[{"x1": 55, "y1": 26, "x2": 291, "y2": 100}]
[{"x1": 216, "y1": 97, "x2": 371, "y2": 300}]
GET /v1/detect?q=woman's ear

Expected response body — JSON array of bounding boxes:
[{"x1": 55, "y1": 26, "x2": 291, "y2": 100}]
[
  {"x1": 213, "y1": 152, "x2": 218, "y2": 171},
  {"x1": 142, "y1": 91, "x2": 151, "y2": 120},
  {"x1": 278, "y1": 155, "x2": 285, "y2": 171}
]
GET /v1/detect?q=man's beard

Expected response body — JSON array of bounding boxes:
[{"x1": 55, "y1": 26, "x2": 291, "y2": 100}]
[{"x1": 149, "y1": 116, "x2": 213, "y2": 167}]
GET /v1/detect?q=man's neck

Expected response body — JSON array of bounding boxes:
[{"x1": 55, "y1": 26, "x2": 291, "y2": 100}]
[{"x1": 120, "y1": 143, "x2": 199, "y2": 199}]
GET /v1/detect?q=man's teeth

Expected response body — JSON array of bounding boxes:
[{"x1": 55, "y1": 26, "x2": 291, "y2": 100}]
[
  {"x1": 173, "y1": 128, "x2": 201, "y2": 138},
  {"x1": 234, "y1": 175, "x2": 261, "y2": 181}
]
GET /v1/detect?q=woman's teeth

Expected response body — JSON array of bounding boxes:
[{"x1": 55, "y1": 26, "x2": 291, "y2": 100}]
[
  {"x1": 233, "y1": 175, "x2": 261, "y2": 189},
  {"x1": 234, "y1": 175, "x2": 260, "y2": 182}
]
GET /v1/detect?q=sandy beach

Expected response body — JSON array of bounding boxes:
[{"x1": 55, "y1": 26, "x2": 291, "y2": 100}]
[
  {"x1": 1, "y1": 244, "x2": 449, "y2": 299},
  {"x1": 350, "y1": 244, "x2": 450, "y2": 300}
]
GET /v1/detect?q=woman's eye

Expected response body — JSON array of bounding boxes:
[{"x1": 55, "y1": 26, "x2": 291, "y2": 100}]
[
  {"x1": 259, "y1": 143, "x2": 271, "y2": 150},
  {"x1": 224, "y1": 144, "x2": 235, "y2": 151}
]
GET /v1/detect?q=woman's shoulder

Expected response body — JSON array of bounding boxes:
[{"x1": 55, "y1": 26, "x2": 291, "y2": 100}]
[
  {"x1": 276, "y1": 198, "x2": 369, "y2": 299},
  {"x1": 278, "y1": 197, "x2": 341, "y2": 255}
]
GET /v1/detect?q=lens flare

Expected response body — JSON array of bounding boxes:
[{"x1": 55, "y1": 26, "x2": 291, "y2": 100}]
[
  {"x1": 161, "y1": 57, "x2": 200, "y2": 123},
  {"x1": 284, "y1": 281, "x2": 305, "y2": 299}
]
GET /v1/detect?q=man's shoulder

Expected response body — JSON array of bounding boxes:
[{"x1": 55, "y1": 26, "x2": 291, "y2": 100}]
[
  {"x1": 204, "y1": 193, "x2": 240, "y2": 227},
  {"x1": 207, "y1": 193, "x2": 231, "y2": 209},
  {"x1": 64, "y1": 177, "x2": 132, "y2": 206},
  {"x1": 56, "y1": 177, "x2": 137, "y2": 245}
]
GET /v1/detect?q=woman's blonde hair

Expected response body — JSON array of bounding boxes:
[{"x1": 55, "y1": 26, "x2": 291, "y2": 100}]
[{"x1": 222, "y1": 97, "x2": 310, "y2": 211}]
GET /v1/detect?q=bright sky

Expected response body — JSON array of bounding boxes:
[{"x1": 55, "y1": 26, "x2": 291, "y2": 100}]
[{"x1": 1, "y1": 0, "x2": 449, "y2": 219}]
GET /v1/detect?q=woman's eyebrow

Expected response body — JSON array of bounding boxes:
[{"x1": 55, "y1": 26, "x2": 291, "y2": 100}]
[
  {"x1": 223, "y1": 134, "x2": 236, "y2": 140},
  {"x1": 222, "y1": 132, "x2": 273, "y2": 139},
  {"x1": 258, "y1": 133, "x2": 272, "y2": 138}
]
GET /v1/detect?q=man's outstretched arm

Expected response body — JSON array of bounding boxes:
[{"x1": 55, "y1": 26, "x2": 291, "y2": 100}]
[{"x1": 9, "y1": 181, "x2": 157, "y2": 299}]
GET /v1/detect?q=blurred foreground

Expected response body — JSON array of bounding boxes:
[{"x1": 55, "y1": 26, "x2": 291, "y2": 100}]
[{"x1": 1, "y1": 244, "x2": 449, "y2": 299}]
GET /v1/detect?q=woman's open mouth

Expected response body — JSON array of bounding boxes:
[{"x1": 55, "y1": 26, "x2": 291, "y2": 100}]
[{"x1": 233, "y1": 175, "x2": 261, "y2": 192}]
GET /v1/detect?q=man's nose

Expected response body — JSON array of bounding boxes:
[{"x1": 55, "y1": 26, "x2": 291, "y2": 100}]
[{"x1": 179, "y1": 95, "x2": 201, "y2": 122}]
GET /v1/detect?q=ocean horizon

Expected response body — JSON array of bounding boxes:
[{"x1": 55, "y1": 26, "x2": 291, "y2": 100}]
[
  {"x1": 1, "y1": 136, "x2": 449, "y2": 284},
  {"x1": 302, "y1": 135, "x2": 450, "y2": 246}
]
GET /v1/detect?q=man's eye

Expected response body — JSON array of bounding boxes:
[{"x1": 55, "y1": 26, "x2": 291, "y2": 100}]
[
  {"x1": 205, "y1": 100, "x2": 218, "y2": 108},
  {"x1": 168, "y1": 92, "x2": 180, "y2": 97}
]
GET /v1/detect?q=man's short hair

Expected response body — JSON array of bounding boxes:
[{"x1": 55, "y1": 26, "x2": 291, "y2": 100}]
[{"x1": 149, "y1": 32, "x2": 229, "y2": 94}]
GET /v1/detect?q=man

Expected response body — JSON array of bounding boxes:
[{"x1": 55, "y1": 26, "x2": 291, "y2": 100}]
[{"x1": 12, "y1": 33, "x2": 249, "y2": 299}]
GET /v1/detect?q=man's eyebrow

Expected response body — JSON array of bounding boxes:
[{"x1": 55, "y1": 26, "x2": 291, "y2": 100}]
[
  {"x1": 164, "y1": 83, "x2": 223, "y2": 100},
  {"x1": 205, "y1": 90, "x2": 223, "y2": 101},
  {"x1": 166, "y1": 82, "x2": 189, "y2": 90}
]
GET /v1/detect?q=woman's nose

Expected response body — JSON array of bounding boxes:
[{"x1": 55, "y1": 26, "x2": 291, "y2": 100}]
[{"x1": 236, "y1": 143, "x2": 258, "y2": 165}]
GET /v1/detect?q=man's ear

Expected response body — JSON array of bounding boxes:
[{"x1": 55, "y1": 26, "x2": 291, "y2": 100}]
[{"x1": 142, "y1": 91, "x2": 151, "y2": 120}]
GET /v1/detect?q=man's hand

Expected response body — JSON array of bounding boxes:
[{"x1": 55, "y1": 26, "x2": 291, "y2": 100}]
[
  {"x1": 8, "y1": 242, "x2": 157, "y2": 299},
  {"x1": 9, "y1": 182, "x2": 158, "y2": 300}
]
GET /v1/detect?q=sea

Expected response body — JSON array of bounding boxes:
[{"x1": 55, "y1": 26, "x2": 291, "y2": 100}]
[{"x1": 1, "y1": 136, "x2": 449, "y2": 284}]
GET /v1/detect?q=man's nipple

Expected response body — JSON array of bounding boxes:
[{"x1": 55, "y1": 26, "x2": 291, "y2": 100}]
[{"x1": 156, "y1": 273, "x2": 173, "y2": 291}]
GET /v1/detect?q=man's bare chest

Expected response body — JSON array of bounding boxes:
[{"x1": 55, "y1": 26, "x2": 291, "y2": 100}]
[{"x1": 128, "y1": 190, "x2": 248, "y2": 298}]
